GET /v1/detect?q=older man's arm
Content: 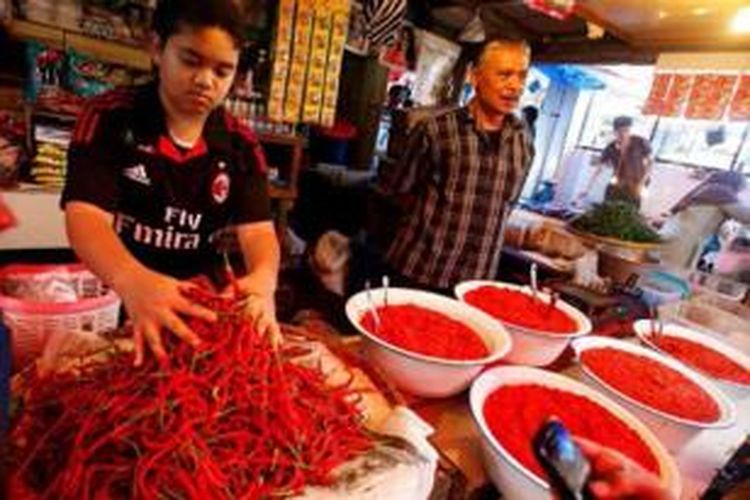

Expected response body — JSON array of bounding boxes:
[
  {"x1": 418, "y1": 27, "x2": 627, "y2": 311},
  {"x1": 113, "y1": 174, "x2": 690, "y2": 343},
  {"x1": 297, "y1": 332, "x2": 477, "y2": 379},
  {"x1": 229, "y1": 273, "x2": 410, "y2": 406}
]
[{"x1": 376, "y1": 121, "x2": 432, "y2": 210}]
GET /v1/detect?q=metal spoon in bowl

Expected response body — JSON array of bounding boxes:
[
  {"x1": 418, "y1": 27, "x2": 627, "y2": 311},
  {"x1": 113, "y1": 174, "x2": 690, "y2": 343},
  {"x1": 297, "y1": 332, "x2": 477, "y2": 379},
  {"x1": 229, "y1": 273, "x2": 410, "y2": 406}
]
[
  {"x1": 382, "y1": 275, "x2": 390, "y2": 308},
  {"x1": 649, "y1": 304, "x2": 664, "y2": 343},
  {"x1": 365, "y1": 280, "x2": 381, "y2": 332},
  {"x1": 530, "y1": 263, "x2": 540, "y2": 305}
]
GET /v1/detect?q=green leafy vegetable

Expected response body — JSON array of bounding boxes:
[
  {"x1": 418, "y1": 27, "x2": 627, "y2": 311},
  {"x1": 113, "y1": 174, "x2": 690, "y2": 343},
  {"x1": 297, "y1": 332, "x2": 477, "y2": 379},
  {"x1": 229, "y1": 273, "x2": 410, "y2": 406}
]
[{"x1": 572, "y1": 201, "x2": 662, "y2": 243}]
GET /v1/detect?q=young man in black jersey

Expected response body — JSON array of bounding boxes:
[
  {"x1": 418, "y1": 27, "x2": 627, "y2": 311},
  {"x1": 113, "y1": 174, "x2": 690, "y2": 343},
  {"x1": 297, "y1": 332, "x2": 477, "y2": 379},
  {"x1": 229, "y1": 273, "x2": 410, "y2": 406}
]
[{"x1": 62, "y1": 0, "x2": 280, "y2": 365}]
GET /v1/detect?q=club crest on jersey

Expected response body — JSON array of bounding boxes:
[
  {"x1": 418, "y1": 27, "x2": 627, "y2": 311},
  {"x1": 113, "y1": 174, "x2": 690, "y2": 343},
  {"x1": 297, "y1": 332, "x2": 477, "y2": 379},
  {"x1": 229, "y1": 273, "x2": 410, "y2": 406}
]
[{"x1": 211, "y1": 172, "x2": 230, "y2": 204}]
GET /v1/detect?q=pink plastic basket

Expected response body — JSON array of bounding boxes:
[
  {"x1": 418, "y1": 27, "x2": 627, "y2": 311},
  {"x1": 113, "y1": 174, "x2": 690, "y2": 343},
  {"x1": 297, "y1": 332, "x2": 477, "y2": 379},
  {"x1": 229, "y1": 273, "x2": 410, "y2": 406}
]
[{"x1": 0, "y1": 263, "x2": 121, "y2": 369}]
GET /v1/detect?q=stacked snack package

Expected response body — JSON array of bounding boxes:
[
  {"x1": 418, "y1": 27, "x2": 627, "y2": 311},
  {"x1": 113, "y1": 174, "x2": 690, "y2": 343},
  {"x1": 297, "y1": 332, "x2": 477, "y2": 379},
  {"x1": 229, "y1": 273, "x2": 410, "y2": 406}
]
[
  {"x1": 321, "y1": 0, "x2": 350, "y2": 126},
  {"x1": 302, "y1": 1, "x2": 333, "y2": 123},
  {"x1": 684, "y1": 74, "x2": 737, "y2": 120},
  {"x1": 268, "y1": 0, "x2": 295, "y2": 122},
  {"x1": 269, "y1": 0, "x2": 350, "y2": 126},
  {"x1": 30, "y1": 126, "x2": 70, "y2": 189},
  {"x1": 284, "y1": 0, "x2": 315, "y2": 123},
  {"x1": 16, "y1": 0, "x2": 82, "y2": 30}
]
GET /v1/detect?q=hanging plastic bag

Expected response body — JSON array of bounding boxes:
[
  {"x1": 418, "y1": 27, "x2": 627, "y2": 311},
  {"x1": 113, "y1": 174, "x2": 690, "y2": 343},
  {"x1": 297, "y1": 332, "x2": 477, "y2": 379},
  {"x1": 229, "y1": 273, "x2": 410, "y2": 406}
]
[{"x1": 0, "y1": 195, "x2": 16, "y2": 232}]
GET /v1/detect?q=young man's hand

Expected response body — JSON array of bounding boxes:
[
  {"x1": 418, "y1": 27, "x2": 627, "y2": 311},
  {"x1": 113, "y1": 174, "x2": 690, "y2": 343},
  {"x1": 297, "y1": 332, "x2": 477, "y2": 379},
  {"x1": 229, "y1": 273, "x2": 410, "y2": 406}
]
[
  {"x1": 240, "y1": 293, "x2": 282, "y2": 347},
  {"x1": 116, "y1": 268, "x2": 217, "y2": 366},
  {"x1": 574, "y1": 437, "x2": 674, "y2": 500},
  {"x1": 222, "y1": 276, "x2": 281, "y2": 347}
]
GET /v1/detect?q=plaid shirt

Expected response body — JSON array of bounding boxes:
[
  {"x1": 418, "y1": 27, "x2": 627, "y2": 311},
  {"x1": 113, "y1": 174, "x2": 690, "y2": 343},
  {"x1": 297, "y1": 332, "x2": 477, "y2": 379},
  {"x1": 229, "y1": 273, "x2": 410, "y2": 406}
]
[{"x1": 379, "y1": 107, "x2": 534, "y2": 288}]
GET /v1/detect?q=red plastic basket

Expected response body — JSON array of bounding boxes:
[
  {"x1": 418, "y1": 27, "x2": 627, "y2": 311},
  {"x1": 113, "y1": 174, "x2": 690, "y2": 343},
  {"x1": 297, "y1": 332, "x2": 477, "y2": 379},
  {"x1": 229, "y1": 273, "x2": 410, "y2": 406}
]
[{"x1": 0, "y1": 263, "x2": 121, "y2": 369}]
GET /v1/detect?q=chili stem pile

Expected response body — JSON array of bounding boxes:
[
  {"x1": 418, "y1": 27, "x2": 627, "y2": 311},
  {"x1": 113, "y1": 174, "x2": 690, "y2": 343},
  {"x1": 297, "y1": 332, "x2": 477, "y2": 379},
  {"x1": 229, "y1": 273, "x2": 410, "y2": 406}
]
[{"x1": 7, "y1": 288, "x2": 373, "y2": 499}]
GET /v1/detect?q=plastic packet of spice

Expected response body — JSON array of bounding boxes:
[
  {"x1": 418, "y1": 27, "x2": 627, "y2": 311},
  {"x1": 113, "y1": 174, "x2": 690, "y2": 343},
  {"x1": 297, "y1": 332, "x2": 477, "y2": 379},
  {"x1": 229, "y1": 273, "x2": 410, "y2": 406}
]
[{"x1": 2, "y1": 272, "x2": 79, "y2": 303}]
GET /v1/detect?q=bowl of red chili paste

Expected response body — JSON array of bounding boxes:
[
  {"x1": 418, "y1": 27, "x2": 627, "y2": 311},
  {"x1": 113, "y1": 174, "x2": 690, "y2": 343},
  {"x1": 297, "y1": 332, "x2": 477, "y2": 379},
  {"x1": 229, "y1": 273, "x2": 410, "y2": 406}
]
[
  {"x1": 455, "y1": 281, "x2": 591, "y2": 366},
  {"x1": 469, "y1": 366, "x2": 681, "y2": 500},
  {"x1": 572, "y1": 337, "x2": 736, "y2": 431},
  {"x1": 345, "y1": 287, "x2": 512, "y2": 397},
  {"x1": 633, "y1": 320, "x2": 750, "y2": 395}
]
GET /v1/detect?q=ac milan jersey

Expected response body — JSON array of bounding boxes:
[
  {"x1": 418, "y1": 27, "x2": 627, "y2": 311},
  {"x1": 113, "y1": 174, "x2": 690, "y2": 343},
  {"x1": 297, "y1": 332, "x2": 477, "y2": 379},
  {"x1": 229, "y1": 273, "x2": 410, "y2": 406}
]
[{"x1": 61, "y1": 82, "x2": 272, "y2": 279}]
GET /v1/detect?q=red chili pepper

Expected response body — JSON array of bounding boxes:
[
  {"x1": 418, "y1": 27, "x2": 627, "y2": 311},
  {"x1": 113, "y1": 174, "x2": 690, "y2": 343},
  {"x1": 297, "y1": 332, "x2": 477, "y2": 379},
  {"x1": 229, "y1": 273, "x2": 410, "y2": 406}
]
[
  {"x1": 651, "y1": 334, "x2": 750, "y2": 385},
  {"x1": 7, "y1": 287, "x2": 373, "y2": 498},
  {"x1": 361, "y1": 304, "x2": 489, "y2": 360},
  {"x1": 465, "y1": 286, "x2": 578, "y2": 333},
  {"x1": 581, "y1": 347, "x2": 721, "y2": 422}
]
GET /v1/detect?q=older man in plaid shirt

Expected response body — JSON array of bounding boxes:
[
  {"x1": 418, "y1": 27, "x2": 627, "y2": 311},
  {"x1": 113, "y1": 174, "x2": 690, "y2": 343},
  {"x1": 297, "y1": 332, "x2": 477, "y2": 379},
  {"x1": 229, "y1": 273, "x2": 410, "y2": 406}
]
[{"x1": 378, "y1": 38, "x2": 535, "y2": 290}]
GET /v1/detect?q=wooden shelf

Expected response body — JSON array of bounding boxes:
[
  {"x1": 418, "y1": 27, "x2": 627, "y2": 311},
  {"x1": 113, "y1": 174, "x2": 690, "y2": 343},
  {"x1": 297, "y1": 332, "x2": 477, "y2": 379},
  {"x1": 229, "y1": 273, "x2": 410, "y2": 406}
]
[
  {"x1": 258, "y1": 133, "x2": 305, "y2": 148},
  {"x1": 4, "y1": 19, "x2": 151, "y2": 71},
  {"x1": 268, "y1": 184, "x2": 297, "y2": 200},
  {"x1": 32, "y1": 109, "x2": 78, "y2": 122}
]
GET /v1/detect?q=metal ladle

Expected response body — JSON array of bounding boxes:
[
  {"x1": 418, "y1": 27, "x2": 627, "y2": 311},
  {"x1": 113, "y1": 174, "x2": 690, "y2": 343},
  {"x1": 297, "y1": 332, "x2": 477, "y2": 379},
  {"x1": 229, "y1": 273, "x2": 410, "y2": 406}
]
[
  {"x1": 365, "y1": 280, "x2": 381, "y2": 331},
  {"x1": 530, "y1": 263, "x2": 540, "y2": 305}
]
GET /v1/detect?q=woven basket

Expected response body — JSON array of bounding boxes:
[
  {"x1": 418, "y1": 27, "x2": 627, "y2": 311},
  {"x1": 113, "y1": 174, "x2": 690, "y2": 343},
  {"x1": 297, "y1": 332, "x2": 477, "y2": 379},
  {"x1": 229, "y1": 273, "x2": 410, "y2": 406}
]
[{"x1": 0, "y1": 264, "x2": 121, "y2": 369}]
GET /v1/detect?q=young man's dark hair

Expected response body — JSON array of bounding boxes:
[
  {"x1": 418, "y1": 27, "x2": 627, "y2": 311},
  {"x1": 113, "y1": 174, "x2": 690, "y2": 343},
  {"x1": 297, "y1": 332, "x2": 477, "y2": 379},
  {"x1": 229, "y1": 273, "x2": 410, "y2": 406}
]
[
  {"x1": 152, "y1": 0, "x2": 245, "y2": 47},
  {"x1": 613, "y1": 115, "x2": 633, "y2": 130}
]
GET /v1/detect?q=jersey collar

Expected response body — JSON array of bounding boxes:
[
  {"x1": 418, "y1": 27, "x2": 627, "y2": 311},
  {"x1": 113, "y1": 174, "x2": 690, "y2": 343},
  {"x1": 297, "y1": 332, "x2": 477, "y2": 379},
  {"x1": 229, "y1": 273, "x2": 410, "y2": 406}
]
[{"x1": 132, "y1": 80, "x2": 231, "y2": 163}]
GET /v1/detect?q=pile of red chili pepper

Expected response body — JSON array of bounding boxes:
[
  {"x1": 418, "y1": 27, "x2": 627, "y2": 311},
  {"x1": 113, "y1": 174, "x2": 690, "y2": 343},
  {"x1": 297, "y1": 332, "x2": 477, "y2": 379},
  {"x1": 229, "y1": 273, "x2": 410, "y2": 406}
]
[
  {"x1": 651, "y1": 334, "x2": 750, "y2": 386},
  {"x1": 580, "y1": 347, "x2": 721, "y2": 423},
  {"x1": 464, "y1": 286, "x2": 577, "y2": 334},
  {"x1": 361, "y1": 304, "x2": 489, "y2": 360},
  {"x1": 7, "y1": 287, "x2": 373, "y2": 499},
  {"x1": 483, "y1": 384, "x2": 660, "y2": 480}
]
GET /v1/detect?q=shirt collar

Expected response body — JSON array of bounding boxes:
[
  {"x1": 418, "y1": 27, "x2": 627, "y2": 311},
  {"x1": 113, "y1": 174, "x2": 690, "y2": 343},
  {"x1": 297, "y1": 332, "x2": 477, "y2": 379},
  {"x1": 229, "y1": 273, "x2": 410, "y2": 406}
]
[
  {"x1": 131, "y1": 80, "x2": 232, "y2": 158},
  {"x1": 460, "y1": 105, "x2": 525, "y2": 134}
]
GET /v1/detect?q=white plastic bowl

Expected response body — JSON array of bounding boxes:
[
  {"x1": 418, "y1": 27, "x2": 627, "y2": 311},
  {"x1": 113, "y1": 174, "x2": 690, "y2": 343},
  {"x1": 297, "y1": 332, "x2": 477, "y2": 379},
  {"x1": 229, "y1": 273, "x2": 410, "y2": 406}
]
[
  {"x1": 345, "y1": 287, "x2": 512, "y2": 398},
  {"x1": 571, "y1": 336, "x2": 737, "y2": 453},
  {"x1": 469, "y1": 366, "x2": 682, "y2": 500},
  {"x1": 455, "y1": 281, "x2": 591, "y2": 366},
  {"x1": 633, "y1": 320, "x2": 750, "y2": 399}
]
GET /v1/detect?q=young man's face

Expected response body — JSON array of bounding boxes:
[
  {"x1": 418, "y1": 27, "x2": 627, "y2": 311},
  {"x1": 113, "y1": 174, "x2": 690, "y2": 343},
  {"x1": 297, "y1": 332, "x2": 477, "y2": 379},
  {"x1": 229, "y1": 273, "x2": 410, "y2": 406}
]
[
  {"x1": 470, "y1": 42, "x2": 530, "y2": 116},
  {"x1": 615, "y1": 126, "x2": 631, "y2": 143},
  {"x1": 152, "y1": 25, "x2": 239, "y2": 117}
]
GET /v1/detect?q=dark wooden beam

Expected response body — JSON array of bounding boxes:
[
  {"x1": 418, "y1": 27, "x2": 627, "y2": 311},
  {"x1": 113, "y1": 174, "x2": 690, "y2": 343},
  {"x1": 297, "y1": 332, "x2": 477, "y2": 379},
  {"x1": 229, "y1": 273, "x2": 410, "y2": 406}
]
[{"x1": 532, "y1": 38, "x2": 657, "y2": 64}]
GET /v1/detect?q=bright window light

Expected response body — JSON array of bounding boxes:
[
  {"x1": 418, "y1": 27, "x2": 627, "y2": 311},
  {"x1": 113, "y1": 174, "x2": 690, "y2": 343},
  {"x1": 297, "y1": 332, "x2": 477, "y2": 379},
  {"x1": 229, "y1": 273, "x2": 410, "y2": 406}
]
[{"x1": 731, "y1": 6, "x2": 750, "y2": 33}]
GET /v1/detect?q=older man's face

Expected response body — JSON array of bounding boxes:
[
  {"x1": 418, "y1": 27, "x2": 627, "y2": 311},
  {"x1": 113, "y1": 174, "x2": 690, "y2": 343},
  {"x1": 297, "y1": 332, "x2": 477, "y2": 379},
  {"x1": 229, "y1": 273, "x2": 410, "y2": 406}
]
[{"x1": 471, "y1": 43, "x2": 530, "y2": 116}]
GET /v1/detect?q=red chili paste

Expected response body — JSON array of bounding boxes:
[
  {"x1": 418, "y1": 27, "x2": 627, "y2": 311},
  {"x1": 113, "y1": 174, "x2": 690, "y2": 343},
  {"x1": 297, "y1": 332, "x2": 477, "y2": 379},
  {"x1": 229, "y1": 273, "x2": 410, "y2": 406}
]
[
  {"x1": 361, "y1": 305, "x2": 489, "y2": 360},
  {"x1": 464, "y1": 286, "x2": 577, "y2": 333},
  {"x1": 652, "y1": 335, "x2": 750, "y2": 385},
  {"x1": 483, "y1": 384, "x2": 660, "y2": 480},
  {"x1": 580, "y1": 347, "x2": 721, "y2": 423}
]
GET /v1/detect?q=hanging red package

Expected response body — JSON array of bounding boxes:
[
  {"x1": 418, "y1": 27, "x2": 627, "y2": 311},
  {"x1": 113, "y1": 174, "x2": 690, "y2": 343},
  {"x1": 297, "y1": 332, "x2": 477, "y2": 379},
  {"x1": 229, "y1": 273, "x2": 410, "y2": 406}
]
[
  {"x1": 0, "y1": 195, "x2": 16, "y2": 232},
  {"x1": 483, "y1": 384, "x2": 661, "y2": 481},
  {"x1": 643, "y1": 73, "x2": 672, "y2": 115},
  {"x1": 361, "y1": 304, "x2": 489, "y2": 360},
  {"x1": 685, "y1": 74, "x2": 737, "y2": 120},
  {"x1": 662, "y1": 74, "x2": 693, "y2": 117},
  {"x1": 525, "y1": 0, "x2": 576, "y2": 20},
  {"x1": 729, "y1": 74, "x2": 750, "y2": 120}
]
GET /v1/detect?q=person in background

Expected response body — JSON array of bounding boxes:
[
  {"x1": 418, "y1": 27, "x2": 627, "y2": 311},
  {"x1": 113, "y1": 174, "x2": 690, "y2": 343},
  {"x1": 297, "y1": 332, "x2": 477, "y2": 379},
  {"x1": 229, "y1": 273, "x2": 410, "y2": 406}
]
[
  {"x1": 578, "y1": 116, "x2": 652, "y2": 208},
  {"x1": 575, "y1": 438, "x2": 675, "y2": 500},
  {"x1": 62, "y1": 0, "x2": 280, "y2": 366},
  {"x1": 521, "y1": 105, "x2": 539, "y2": 140},
  {"x1": 660, "y1": 171, "x2": 750, "y2": 272},
  {"x1": 376, "y1": 38, "x2": 534, "y2": 292}
]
